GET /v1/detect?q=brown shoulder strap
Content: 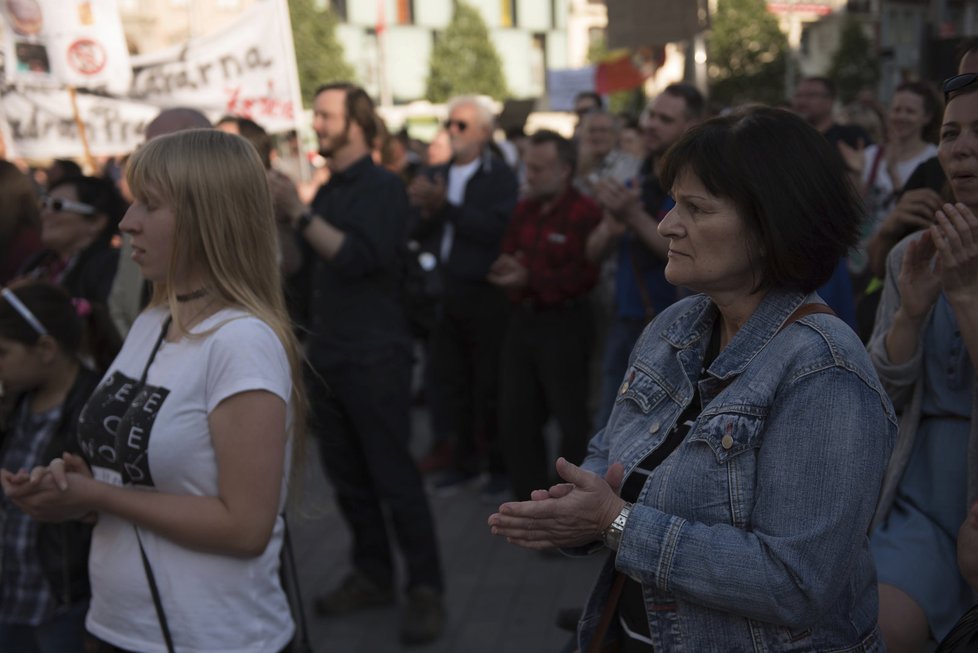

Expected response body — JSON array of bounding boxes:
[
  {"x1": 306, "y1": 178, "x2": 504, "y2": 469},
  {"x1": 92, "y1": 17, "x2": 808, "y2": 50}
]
[
  {"x1": 586, "y1": 571, "x2": 626, "y2": 653},
  {"x1": 779, "y1": 303, "x2": 836, "y2": 334}
]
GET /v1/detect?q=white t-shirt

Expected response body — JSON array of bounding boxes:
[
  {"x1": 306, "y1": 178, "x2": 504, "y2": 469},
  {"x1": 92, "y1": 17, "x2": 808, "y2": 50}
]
[{"x1": 77, "y1": 306, "x2": 294, "y2": 653}]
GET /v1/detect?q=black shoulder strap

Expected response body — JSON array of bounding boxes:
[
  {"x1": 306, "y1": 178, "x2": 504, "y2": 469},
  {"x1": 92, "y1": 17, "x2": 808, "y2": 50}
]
[
  {"x1": 134, "y1": 315, "x2": 176, "y2": 653},
  {"x1": 136, "y1": 527, "x2": 175, "y2": 653}
]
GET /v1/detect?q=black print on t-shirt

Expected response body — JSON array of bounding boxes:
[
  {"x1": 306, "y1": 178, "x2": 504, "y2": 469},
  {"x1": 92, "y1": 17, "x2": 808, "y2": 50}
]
[{"x1": 77, "y1": 371, "x2": 170, "y2": 488}]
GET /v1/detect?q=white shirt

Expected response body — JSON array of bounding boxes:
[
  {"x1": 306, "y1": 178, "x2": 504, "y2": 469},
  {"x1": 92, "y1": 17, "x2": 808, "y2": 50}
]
[{"x1": 78, "y1": 306, "x2": 294, "y2": 653}]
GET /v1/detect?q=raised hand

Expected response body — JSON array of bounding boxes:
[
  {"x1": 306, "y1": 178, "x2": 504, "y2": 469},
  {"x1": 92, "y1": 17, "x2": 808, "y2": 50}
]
[
  {"x1": 895, "y1": 231, "x2": 941, "y2": 320},
  {"x1": 932, "y1": 202, "x2": 978, "y2": 307}
]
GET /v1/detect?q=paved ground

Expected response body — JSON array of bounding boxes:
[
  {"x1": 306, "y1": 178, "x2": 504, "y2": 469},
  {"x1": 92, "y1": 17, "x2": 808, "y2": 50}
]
[{"x1": 286, "y1": 412, "x2": 606, "y2": 653}]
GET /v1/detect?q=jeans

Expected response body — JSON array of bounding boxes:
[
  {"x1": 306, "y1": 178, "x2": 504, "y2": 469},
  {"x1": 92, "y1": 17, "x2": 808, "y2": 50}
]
[
  {"x1": 0, "y1": 600, "x2": 88, "y2": 653},
  {"x1": 307, "y1": 347, "x2": 443, "y2": 591}
]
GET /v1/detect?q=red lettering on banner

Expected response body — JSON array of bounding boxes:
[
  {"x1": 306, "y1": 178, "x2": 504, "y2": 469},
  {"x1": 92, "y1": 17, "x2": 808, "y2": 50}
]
[{"x1": 224, "y1": 80, "x2": 294, "y2": 121}]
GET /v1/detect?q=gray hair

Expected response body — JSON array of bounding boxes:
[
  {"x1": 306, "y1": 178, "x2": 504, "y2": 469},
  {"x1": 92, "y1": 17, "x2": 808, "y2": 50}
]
[{"x1": 447, "y1": 95, "x2": 495, "y2": 131}]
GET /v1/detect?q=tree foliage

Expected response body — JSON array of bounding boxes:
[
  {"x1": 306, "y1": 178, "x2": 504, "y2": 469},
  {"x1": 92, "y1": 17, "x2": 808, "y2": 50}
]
[
  {"x1": 707, "y1": 0, "x2": 788, "y2": 107},
  {"x1": 828, "y1": 18, "x2": 880, "y2": 104},
  {"x1": 425, "y1": 1, "x2": 508, "y2": 102},
  {"x1": 288, "y1": 0, "x2": 356, "y2": 108}
]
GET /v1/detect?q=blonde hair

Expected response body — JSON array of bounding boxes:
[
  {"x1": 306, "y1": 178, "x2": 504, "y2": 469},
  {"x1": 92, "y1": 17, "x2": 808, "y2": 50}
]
[{"x1": 125, "y1": 129, "x2": 307, "y2": 485}]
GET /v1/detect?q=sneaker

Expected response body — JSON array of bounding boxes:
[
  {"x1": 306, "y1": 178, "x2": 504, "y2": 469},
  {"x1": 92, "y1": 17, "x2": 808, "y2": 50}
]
[
  {"x1": 479, "y1": 473, "x2": 512, "y2": 505},
  {"x1": 417, "y1": 441, "x2": 454, "y2": 475},
  {"x1": 313, "y1": 571, "x2": 395, "y2": 616},
  {"x1": 429, "y1": 469, "x2": 481, "y2": 496},
  {"x1": 399, "y1": 586, "x2": 445, "y2": 645}
]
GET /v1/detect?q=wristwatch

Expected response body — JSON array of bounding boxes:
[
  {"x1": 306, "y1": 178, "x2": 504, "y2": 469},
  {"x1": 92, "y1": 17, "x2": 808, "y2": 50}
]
[
  {"x1": 294, "y1": 211, "x2": 314, "y2": 235},
  {"x1": 602, "y1": 502, "x2": 632, "y2": 551}
]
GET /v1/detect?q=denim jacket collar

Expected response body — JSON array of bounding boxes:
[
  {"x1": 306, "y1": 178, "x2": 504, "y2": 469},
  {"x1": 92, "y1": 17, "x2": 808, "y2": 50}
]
[{"x1": 662, "y1": 287, "x2": 812, "y2": 382}]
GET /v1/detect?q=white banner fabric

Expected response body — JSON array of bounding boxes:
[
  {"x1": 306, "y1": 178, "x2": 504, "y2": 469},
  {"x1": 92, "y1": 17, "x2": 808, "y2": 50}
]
[
  {"x1": 129, "y1": 0, "x2": 299, "y2": 133},
  {"x1": 2, "y1": 0, "x2": 133, "y2": 95},
  {"x1": 1, "y1": 85, "x2": 159, "y2": 159}
]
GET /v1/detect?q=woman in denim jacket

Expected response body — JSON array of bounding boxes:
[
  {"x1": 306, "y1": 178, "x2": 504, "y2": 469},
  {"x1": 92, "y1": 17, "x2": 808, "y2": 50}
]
[
  {"x1": 868, "y1": 74, "x2": 978, "y2": 652},
  {"x1": 489, "y1": 108, "x2": 898, "y2": 652}
]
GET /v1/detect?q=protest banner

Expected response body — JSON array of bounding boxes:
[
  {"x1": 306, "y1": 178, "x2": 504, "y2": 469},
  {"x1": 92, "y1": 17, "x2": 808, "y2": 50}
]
[
  {"x1": 1, "y1": 85, "x2": 158, "y2": 159},
  {"x1": 129, "y1": 0, "x2": 301, "y2": 133},
  {"x1": 546, "y1": 67, "x2": 596, "y2": 112},
  {"x1": 1, "y1": 0, "x2": 132, "y2": 95}
]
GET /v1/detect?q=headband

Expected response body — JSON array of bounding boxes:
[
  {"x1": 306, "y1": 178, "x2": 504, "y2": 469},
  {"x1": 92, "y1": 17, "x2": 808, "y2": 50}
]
[{"x1": 1, "y1": 287, "x2": 48, "y2": 336}]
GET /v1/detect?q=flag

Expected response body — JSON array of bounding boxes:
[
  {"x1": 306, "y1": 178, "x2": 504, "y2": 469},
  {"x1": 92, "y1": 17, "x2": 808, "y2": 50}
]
[{"x1": 594, "y1": 50, "x2": 644, "y2": 94}]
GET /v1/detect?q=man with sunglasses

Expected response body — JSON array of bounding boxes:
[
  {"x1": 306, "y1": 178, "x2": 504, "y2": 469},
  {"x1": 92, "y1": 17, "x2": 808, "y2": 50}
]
[{"x1": 408, "y1": 96, "x2": 519, "y2": 498}]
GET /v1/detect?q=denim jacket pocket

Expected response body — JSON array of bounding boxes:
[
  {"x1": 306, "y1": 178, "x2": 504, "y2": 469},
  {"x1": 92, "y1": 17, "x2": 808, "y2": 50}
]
[
  {"x1": 615, "y1": 363, "x2": 668, "y2": 414},
  {"x1": 689, "y1": 409, "x2": 766, "y2": 464}
]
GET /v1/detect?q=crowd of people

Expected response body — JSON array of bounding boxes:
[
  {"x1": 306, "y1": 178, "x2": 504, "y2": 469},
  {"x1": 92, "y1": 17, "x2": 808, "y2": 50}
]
[{"x1": 0, "y1": 38, "x2": 976, "y2": 653}]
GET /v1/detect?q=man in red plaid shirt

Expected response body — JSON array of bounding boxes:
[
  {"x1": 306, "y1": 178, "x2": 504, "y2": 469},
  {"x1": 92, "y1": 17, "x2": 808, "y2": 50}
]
[{"x1": 488, "y1": 130, "x2": 603, "y2": 501}]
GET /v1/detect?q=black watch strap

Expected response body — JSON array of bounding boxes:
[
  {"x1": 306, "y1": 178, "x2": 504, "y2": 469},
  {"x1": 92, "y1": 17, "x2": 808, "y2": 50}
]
[{"x1": 295, "y1": 211, "x2": 314, "y2": 234}]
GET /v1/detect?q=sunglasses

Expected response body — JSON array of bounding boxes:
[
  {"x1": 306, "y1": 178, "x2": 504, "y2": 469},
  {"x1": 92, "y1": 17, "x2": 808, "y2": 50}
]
[
  {"x1": 443, "y1": 119, "x2": 468, "y2": 132},
  {"x1": 944, "y1": 73, "x2": 978, "y2": 102},
  {"x1": 40, "y1": 195, "x2": 96, "y2": 215}
]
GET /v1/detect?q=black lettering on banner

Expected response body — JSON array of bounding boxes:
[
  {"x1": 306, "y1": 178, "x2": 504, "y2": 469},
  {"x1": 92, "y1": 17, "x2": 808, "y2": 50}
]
[
  {"x1": 130, "y1": 45, "x2": 276, "y2": 101},
  {"x1": 76, "y1": 372, "x2": 170, "y2": 488}
]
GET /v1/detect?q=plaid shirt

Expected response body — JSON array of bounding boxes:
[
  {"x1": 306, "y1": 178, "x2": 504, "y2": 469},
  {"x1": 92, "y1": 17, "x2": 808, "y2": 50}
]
[
  {"x1": 0, "y1": 402, "x2": 61, "y2": 625},
  {"x1": 501, "y1": 186, "x2": 602, "y2": 307}
]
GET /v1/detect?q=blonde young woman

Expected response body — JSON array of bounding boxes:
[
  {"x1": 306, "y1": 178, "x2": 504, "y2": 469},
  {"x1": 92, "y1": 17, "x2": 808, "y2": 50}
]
[{"x1": 1, "y1": 129, "x2": 306, "y2": 653}]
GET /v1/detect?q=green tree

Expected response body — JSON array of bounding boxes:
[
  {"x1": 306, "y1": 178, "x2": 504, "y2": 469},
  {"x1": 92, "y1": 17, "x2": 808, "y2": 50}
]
[
  {"x1": 828, "y1": 18, "x2": 880, "y2": 104},
  {"x1": 425, "y1": 1, "x2": 508, "y2": 102},
  {"x1": 288, "y1": 0, "x2": 356, "y2": 108},
  {"x1": 707, "y1": 0, "x2": 789, "y2": 107}
]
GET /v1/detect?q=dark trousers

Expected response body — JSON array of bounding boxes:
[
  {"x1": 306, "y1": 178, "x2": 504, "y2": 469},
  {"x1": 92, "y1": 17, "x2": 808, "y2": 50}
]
[
  {"x1": 499, "y1": 301, "x2": 595, "y2": 500},
  {"x1": 307, "y1": 347, "x2": 443, "y2": 591},
  {"x1": 430, "y1": 283, "x2": 509, "y2": 476}
]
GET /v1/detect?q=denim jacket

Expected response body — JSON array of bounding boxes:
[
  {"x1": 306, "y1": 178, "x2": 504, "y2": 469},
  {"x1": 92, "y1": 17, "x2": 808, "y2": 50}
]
[{"x1": 578, "y1": 288, "x2": 897, "y2": 652}]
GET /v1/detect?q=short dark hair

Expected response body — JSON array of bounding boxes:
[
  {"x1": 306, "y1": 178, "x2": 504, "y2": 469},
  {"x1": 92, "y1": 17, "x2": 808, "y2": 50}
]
[
  {"x1": 0, "y1": 281, "x2": 81, "y2": 351},
  {"x1": 235, "y1": 117, "x2": 274, "y2": 169},
  {"x1": 895, "y1": 80, "x2": 944, "y2": 144},
  {"x1": 315, "y1": 82, "x2": 382, "y2": 148},
  {"x1": 660, "y1": 107, "x2": 862, "y2": 293},
  {"x1": 48, "y1": 174, "x2": 128, "y2": 245},
  {"x1": 529, "y1": 129, "x2": 576, "y2": 175},
  {"x1": 801, "y1": 76, "x2": 836, "y2": 100},
  {"x1": 661, "y1": 83, "x2": 706, "y2": 121},
  {"x1": 0, "y1": 279, "x2": 121, "y2": 372},
  {"x1": 574, "y1": 91, "x2": 604, "y2": 111}
]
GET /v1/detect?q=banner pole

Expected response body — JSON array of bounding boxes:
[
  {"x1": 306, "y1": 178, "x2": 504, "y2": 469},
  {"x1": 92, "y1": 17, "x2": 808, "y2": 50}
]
[
  {"x1": 67, "y1": 85, "x2": 97, "y2": 174},
  {"x1": 276, "y1": 0, "x2": 311, "y2": 183}
]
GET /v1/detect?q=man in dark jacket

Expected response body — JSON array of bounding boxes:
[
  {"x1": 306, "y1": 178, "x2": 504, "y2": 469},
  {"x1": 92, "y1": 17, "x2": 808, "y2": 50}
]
[{"x1": 408, "y1": 96, "x2": 519, "y2": 497}]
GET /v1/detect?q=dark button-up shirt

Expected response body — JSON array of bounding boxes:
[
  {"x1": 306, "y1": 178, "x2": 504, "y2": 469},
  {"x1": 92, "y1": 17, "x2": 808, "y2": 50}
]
[{"x1": 304, "y1": 155, "x2": 411, "y2": 367}]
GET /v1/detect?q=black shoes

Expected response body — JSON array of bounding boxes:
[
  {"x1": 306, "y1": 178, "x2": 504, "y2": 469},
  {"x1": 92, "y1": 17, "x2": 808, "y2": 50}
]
[
  {"x1": 400, "y1": 586, "x2": 445, "y2": 646},
  {"x1": 313, "y1": 573, "x2": 445, "y2": 646},
  {"x1": 313, "y1": 572, "x2": 395, "y2": 615}
]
